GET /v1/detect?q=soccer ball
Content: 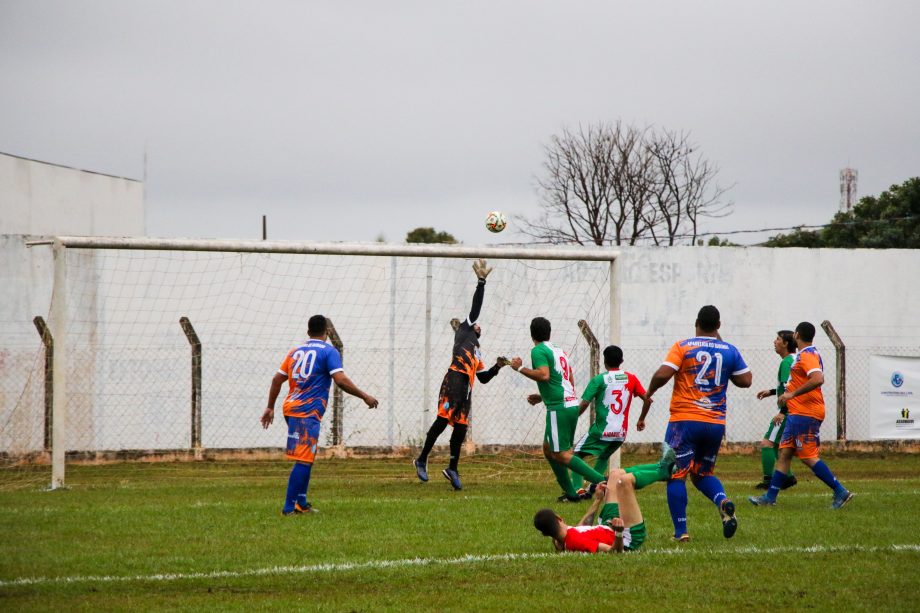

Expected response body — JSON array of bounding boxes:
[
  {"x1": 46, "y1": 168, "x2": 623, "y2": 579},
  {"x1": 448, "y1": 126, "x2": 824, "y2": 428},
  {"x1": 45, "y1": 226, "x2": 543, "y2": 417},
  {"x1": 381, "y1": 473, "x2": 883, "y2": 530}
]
[{"x1": 485, "y1": 211, "x2": 507, "y2": 233}]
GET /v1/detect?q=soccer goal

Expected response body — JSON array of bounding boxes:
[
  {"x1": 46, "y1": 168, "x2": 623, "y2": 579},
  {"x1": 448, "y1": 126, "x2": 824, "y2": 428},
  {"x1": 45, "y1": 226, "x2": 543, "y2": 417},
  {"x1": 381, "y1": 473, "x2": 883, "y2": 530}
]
[{"x1": 6, "y1": 237, "x2": 620, "y2": 489}]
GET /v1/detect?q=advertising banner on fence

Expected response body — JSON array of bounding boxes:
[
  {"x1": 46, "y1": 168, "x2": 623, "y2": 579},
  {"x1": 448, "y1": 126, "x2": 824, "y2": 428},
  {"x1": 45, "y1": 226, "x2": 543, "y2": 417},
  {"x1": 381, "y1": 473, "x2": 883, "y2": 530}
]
[{"x1": 870, "y1": 355, "x2": 920, "y2": 439}]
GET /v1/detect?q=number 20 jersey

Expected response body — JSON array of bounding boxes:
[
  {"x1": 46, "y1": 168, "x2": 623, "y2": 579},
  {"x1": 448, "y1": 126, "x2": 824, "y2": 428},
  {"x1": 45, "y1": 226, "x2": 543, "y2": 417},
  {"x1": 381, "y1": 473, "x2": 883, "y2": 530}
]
[
  {"x1": 278, "y1": 340, "x2": 344, "y2": 420},
  {"x1": 662, "y1": 336, "x2": 749, "y2": 425}
]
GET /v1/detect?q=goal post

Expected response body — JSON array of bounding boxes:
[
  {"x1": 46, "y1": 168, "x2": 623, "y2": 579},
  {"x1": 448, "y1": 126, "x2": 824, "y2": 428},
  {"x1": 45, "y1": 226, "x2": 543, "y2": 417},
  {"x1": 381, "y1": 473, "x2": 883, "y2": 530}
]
[{"x1": 24, "y1": 236, "x2": 620, "y2": 490}]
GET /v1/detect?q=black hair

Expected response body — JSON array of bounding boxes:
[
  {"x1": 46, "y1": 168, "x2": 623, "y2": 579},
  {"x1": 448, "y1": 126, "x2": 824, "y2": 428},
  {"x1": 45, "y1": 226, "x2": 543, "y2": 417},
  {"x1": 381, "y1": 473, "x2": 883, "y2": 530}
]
[
  {"x1": 533, "y1": 508, "x2": 560, "y2": 537},
  {"x1": 604, "y1": 345, "x2": 624, "y2": 368},
  {"x1": 530, "y1": 317, "x2": 551, "y2": 343},
  {"x1": 777, "y1": 330, "x2": 796, "y2": 354},
  {"x1": 308, "y1": 314, "x2": 327, "y2": 337},
  {"x1": 795, "y1": 321, "x2": 816, "y2": 343},
  {"x1": 696, "y1": 305, "x2": 721, "y2": 333}
]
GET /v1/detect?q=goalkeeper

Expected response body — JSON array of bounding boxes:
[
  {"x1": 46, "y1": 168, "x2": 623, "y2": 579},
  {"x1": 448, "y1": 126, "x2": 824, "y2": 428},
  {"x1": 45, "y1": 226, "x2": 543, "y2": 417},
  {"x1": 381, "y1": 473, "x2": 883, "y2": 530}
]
[{"x1": 413, "y1": 259, "x2": 510, "y2": 490}]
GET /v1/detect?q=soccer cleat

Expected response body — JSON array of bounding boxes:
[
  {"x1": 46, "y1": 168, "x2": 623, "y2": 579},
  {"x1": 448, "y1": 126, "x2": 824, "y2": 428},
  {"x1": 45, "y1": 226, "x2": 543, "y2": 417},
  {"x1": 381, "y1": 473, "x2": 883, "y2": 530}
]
[
  {"x1": 442, "y1": 468, "x2": 463, "y2": 490},
  {"x1": 658, "y1": 442, "x2": 678, "y2": 475},
  {"x1": 281, "y1": 501, "x2": 316, "y2": 516},
  {"x1": 754, "y1": 477, "x2": 770, "y2": 490},
  {"x1": 557, "y1": 493, "x2": 582, "y2": 503},
  {"x1": 672, "y1": 534, "x2": 691, "y2": 543},
  {"x1": 831, "y1": 490, "x2": 855, "y2": 510},
  {"x1": 780, "y1": 475, "x2": 798, "y2": 490},
  {"x1": 414, "y1": 458, "x2": 429, "y2": 482},
  {"x1": 576, "y1": 488, "x2": 591, "y2": 500},
  {"x1": 720, "y1": 499, "x2": 738, "y2": 538},
  {"x1": 748, "y1": 494, "x2": 776, "y2": 507}
]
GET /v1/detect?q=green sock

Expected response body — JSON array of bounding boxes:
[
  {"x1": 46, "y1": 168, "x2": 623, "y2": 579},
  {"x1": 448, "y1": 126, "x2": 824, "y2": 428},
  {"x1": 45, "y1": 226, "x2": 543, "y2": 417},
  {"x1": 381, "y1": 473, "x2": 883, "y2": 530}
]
[
  {"x1": 605, "y1": 502, "x2": 620, "y2": 518},
  {"x1": 567, "y1": 455, "x2": 606, "y2": 484},
  {"x1": 593, "y1": 455, "x2": 610, "y2": 479},
  {"x1": 624, "y1": 463, "x2": 668, "y2": 490},
  {"x1": 760, "y1": 446, "x2": 776, "y2": 479},
  {"x1": 550, "y1": 459, "x2": 579, "y2": 497}
]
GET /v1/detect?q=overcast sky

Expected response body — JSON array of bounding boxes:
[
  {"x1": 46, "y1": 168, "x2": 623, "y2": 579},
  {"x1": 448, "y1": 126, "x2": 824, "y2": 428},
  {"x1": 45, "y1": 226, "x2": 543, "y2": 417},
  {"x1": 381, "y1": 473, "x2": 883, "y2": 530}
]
[{"x1": 2, "y1": 1, "x2": 918, "y2": 245}]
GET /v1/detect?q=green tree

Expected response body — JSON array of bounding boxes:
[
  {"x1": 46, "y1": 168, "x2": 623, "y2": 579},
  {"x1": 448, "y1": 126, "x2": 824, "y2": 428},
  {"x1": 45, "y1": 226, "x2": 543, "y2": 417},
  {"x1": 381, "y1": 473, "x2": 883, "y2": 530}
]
[
  {"x1": 405, "y1": 227, "x2": 457, "y2": 244},
  {"x1": 764, "y1": 178, "x2": 920, "y2": 248}
]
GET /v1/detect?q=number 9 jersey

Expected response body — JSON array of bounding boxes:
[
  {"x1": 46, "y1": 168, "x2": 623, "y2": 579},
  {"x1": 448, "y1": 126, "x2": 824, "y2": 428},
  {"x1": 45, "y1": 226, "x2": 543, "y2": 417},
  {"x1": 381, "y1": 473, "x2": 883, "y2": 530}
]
[
  {"x1": 278, "y1": 340, "x2": 344, "y2": 420},
  {"x1": 662, "y1": 336, "x2": 749, "y2": 424}
]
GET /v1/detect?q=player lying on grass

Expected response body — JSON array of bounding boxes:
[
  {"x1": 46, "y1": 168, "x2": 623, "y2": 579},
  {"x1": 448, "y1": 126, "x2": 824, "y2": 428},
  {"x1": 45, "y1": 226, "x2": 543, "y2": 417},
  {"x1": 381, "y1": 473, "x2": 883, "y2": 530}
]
[
  {"x1": 511, "y1": 317, "x2": 606, "y2": 502},
  {"x1": 571, "y1": 344, "x2": 648, "y2": 498},
  {"x1": 532, "y1": 462, "x2": 671, "y2": 553}
]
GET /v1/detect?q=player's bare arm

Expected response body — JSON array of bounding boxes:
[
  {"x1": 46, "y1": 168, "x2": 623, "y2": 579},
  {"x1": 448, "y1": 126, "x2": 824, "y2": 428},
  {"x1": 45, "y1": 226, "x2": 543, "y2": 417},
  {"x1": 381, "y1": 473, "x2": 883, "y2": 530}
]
[
  {"x1": 527, "y1": 393, "x2": 543, "y2": 406},
  {"x1": 635, "y1": 391, "x2": 652, "y2": 431},
  {"x1": 729, "y1": 371, "x2": 753, "y2": 388},
  {"x1": 778, "y1": 370, "x2": 824, "y2": 408},
  {"x1": 609, "y1": 517, "x2": 626, "y2": 553},
  {"x1": 261, "y1": 372, "x2": 287, "y2": 429},
  {"x1": 577, "y1": 482, "x2": 607, "y2": 526},
  {"x1": 756, "y1": 387, "x2": 776, "y2": 400},
  {"x1": 511, "y1": 356, "x2": 550, "y2": 383},
  {"x1": 331, "y1": 371, "x2": 379, "y2": 408}
]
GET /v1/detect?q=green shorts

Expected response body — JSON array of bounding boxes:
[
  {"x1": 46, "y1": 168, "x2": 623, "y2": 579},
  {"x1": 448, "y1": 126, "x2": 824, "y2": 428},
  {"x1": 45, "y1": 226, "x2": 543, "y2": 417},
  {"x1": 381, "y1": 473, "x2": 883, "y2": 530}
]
[
  {"x1": 544, "y1": 405, "x2": 579, "y2": 452},
  {"x1": 573, "y1": 426, "x2": 623, "y2": 459},
  {"x1": 764, "y1": 415, "x2": 788, "y2": 444},
  {"x1": 598, "y1": 503, "x2": 645, "y2": 551}
]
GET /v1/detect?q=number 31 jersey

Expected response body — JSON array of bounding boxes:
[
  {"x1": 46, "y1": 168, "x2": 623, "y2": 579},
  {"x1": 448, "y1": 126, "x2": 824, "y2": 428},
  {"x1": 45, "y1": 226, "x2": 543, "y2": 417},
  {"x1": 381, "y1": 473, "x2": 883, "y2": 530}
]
[
  {"x1": 278, "y1": 340, "x2": 344, "y2": 419},
  {"x1": 663, "y1": 336, "x2": 749, "y2": 425}
]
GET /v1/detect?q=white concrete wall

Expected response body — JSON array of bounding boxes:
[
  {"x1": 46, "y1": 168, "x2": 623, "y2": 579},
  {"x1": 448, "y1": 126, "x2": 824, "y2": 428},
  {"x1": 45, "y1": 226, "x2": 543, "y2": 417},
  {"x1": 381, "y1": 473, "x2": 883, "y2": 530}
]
[
  {"x1": 1, "y1": 241, "x2": 917, "y2": 455},
  {"x1": 0, "y1": 153, "x2": 144, "y2": 236}
]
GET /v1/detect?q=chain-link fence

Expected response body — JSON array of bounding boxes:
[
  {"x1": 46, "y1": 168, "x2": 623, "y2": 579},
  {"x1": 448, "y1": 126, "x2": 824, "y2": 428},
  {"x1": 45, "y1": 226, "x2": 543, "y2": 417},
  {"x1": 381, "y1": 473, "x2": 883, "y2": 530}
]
[{"x1": 2, "y1": 243, "x2": 916, "y2": 490}]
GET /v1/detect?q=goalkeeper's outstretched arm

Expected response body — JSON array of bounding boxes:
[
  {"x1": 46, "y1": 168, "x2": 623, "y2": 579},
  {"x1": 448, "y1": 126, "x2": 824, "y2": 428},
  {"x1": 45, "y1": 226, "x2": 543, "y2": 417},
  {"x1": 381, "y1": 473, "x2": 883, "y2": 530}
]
[{"x1": 467, "y1": 259, "x2": 492, "y2": 324}]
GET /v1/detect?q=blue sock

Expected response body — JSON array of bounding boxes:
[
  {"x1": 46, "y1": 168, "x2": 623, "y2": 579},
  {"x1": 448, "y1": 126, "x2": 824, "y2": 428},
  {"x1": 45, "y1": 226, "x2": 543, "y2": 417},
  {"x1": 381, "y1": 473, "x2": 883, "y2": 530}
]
[
  {"x1": 283, "y1": 463, "x2": 312, "y2": 512},
  {"x1": 810, "y1": 460, "x2": 846, "y2": 495},
  {"x1": 666, "y1": 479, "x2": 689, "y2": 537},
  {"x1": 693, "y1": 475, "x2": 727, "y2": 507},
  {"x1": 765, "y1": 469, "x2": 786, "y2": 502}
]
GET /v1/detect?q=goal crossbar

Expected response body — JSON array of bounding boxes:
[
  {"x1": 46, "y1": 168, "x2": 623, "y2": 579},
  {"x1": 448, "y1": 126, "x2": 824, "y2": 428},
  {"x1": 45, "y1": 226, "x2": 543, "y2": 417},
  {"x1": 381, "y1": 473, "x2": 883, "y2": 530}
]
[{"x1": 28, "y1": 236, "x2": 620, "y2": 261}]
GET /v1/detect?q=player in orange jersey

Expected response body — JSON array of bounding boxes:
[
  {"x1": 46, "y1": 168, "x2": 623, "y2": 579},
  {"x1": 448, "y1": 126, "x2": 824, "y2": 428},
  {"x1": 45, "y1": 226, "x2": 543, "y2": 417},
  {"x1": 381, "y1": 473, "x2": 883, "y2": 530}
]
[{"x1": 749, "y1": 322, "x2": 854, "y2": 509}]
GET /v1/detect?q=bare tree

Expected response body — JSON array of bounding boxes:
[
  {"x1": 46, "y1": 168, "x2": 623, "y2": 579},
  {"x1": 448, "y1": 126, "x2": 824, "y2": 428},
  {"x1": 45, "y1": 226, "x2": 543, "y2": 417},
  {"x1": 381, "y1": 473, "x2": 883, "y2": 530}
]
[{"x1": 523, "y1": 122, "x2": 731, "y2": 246}]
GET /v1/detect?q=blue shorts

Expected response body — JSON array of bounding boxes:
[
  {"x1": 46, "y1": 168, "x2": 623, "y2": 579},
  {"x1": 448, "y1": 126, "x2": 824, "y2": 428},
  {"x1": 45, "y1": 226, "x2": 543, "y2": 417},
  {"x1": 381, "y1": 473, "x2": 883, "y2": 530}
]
[
  {"x1": 284, "y1": 415, "x2": 322, "y2": 463},
  {"x1": 665, "y1": 421, "x2": 725, "y2": 479},
  {"x1": 779, "y1": 414, "x2": 822, "y2": 460}
]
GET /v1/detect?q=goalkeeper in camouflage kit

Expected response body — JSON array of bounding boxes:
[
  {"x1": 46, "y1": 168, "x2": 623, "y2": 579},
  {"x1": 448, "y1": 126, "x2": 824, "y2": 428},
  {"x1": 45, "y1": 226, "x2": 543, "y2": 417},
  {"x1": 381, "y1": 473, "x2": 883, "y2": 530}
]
[{"x1": 413, "y1": 259, "x2": 509, "y2": 490}]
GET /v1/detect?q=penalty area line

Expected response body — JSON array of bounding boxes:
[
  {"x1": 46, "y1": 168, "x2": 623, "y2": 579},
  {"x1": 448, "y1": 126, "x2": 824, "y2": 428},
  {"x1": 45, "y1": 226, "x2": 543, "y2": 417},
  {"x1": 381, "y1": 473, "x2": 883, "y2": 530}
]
[{"x1": 3, "y1": 544, "x2": 919, "y2": 588}]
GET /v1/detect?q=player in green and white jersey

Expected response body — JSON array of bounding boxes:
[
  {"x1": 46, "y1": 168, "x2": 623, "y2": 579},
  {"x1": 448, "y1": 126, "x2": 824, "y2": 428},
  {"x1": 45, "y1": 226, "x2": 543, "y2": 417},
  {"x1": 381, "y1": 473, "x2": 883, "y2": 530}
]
[
  {"x1": 754, "y1": 330, "x2": 797, "y2": 490},
  {"x1": 571, "y1": 345, "x2": 649, "y2": 496},
  {"x1": 511, "y1": 317, "x2": 606, "y2": 502}
]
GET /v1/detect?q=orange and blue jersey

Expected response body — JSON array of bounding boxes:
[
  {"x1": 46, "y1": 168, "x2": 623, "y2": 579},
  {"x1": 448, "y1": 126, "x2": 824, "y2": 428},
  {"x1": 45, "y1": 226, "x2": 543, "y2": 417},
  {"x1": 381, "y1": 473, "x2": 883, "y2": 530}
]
[
  {"x1": 663, "y1": 336, "x2": 749, "y2": 424},
  {"x1": 785, "y1": 346, "x2": 825, "y2": 421},
  {"x1": 278, "y1": 340, "x2": 343, "y2": 420}
]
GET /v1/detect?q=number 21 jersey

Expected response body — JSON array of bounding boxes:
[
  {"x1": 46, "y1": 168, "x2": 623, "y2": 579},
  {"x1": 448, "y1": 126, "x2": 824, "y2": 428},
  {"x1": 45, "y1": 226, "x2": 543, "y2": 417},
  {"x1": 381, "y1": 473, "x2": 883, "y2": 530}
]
[{"x1": 663, "y1": 336, "x2": 748, "y2": 424}]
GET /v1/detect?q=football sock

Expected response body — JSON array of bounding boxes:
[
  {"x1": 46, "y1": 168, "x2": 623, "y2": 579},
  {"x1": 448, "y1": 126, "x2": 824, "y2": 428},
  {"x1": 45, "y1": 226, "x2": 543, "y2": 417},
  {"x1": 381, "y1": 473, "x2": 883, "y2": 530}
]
[
  {"x1": 760, "y1": 446, "x2": 776, "y2": 479},
  {"x1": 666, "y1": 479, "x2": 689, "y2": 537},
  {"x1": 693, "y1": 475, "x2": 727, "y2": 507},
  {"x1": 594, "y1": 449, "x2": 615, "y2": 480},
  {"x1": 810, "y1": 460, "x2": 846, "y2": 495},
  {"x1": 625, "y1": 463, "x2": 667, "y2": 490},
  {"x1": 283, "y1": 462, "x2": 312, "y2": 513},
  {"x1": 448, "y1": 424, "x2": 467, "y2": 471},
  {"x1": 418, "y1": 416, "x2": 449, "y2": 463},
  {"x1": 765, "y1": 469, "x2": 786, "y2": 502},
  {"x1": 567, "y1": 455, "x2": 606, "y2": 484},
  {"x1": 549, "y1": 459, "x2": 579, "y2": 498}
]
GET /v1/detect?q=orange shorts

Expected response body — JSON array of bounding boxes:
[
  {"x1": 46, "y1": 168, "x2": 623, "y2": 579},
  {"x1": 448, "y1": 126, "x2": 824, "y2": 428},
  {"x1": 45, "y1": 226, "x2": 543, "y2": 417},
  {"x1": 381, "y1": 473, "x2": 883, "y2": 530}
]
[
  {"x1": 285, "y1": 415, "x2": 320, "y2": 463},
  {"x1": 778, "y1": 414, "x2": 822, "y2": 460},
  {"x1": 436, "y1": 370, "x2": 471, "y2": 426}
]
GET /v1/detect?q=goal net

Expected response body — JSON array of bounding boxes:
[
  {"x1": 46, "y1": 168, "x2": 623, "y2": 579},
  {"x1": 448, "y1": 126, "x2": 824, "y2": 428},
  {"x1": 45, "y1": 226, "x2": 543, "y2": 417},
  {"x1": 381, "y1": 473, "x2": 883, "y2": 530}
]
[{"x1": 1, "y1": 238, "x2": 616, "y2": 489}]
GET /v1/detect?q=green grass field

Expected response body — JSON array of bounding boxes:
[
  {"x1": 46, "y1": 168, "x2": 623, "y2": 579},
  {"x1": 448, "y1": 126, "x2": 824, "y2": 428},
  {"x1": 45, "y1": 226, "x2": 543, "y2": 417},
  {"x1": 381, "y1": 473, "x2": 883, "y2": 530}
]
[{"x1": 2, "y1": 452, "x2": 919, "y2": 612}]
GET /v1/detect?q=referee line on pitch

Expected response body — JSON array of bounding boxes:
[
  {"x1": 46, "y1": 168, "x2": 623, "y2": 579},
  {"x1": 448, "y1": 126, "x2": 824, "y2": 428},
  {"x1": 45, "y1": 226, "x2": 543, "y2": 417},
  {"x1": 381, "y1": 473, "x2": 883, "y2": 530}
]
[{"x1": 3, "y1": 543, "x2": 919, "y2": 588}]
